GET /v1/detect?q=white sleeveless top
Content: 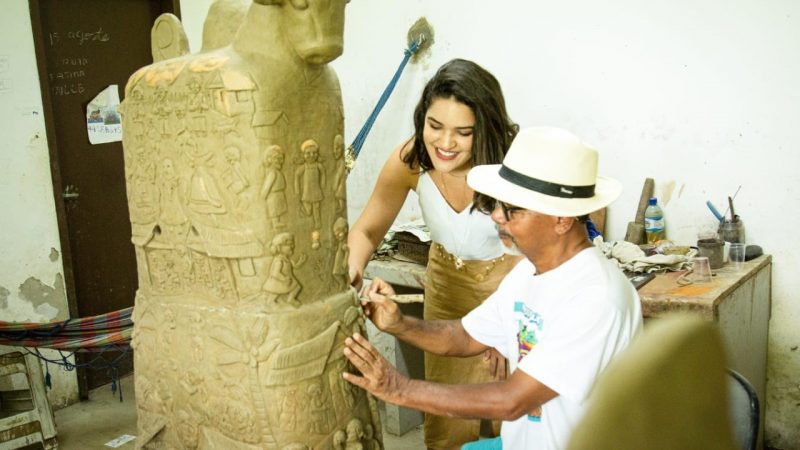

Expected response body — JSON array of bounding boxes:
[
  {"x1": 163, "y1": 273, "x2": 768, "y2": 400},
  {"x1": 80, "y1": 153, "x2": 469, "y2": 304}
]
[{"x1": 417, "y1": 172, "x2": 505, "y2": 261}]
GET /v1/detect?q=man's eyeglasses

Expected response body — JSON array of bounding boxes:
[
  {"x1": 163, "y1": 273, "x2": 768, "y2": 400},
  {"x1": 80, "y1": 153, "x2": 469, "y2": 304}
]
[{"x1": 497, "y1": 200, "x2": 525, "y2": 221}]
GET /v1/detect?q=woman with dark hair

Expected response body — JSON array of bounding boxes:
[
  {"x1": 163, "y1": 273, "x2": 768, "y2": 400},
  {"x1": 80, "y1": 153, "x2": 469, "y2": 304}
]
[{"x1": 347, "y1": 58, "x2": 522, "y2": 448}]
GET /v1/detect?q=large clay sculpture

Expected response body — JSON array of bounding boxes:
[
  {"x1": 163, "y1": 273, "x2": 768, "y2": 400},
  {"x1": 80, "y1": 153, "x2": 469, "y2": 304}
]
[{"x1": 120, "y1": 1, "x2": 381, "y2": 448}]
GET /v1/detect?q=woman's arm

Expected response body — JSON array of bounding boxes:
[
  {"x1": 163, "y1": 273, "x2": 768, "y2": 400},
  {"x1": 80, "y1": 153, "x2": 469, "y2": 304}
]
[{"x1": 348, "y1": 141, "x2": 419, "y2": 288}]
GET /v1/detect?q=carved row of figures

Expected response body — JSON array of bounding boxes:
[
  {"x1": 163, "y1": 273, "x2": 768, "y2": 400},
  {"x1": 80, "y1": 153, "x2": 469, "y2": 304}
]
[
  {"x1": 123, "y1": 61, "x2": 347, "y2": 246},
  {"x1": 141, "y1": 215, "x2": 348, "y2": 305},
  {"x1": 127, "y1": 133, "x2": 346, "y2": 234}
]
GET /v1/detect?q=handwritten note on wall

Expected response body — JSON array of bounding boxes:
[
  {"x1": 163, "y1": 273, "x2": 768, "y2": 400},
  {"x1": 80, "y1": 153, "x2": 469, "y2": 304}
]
[{"x1": 47, "y1": 28, "x2": 110, "y2": 98}]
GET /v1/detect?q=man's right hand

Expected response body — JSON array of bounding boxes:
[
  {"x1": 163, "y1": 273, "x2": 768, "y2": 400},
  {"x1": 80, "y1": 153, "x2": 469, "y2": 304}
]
[{"x1": 361, "y1": 277, "x2": 404, "y2": 334}]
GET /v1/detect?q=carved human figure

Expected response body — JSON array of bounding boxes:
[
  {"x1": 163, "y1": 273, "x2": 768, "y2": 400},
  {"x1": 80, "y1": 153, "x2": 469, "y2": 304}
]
[
  {"x1": 294, "y1": 139, "x2": 326, "y2": 228},
  {"x1": 332, "y1": 217, "x2": 349, "y2": 279},
  {"x1": 183, "y1": 135, "x2": 226, "y2": 216},
  {"x1": 307, "y1": 382, "x2": 331, "y2": 434},
  {"x1": 280, "y1": 388, "x2": 299, "y2": 432},
  {"x1": 332, "y1": 134, "x2": 346, "y2": 212},
  {"x1": 130, "y1": 145, "x2": 158, "y2": 219},
  {"x1": 129, "y1": 86, "x2": 147, "y2": 142},
  {"x1": 151, "y1": 86, "x2": 173, "y2": 137},
  {"x1": 333, "y1": 430, "x2": 347, "y2": 450},
  {"x1": 222, "y1": 145, "x2": 249, "y2": 195},
  {"x1": 345, "y1": 418, "x2": 365, "y2": 450},
  {"x1": 263, "y1": 233, "x2": 307, "y2": 304},
  {"x1": 260, "y1": 144, "x2": 288, "y2": 229},
  {"x1": 186, "y1": 75, "x2": 209, "y2": 134},
  {"x1": 364, "y1": 424, "x2": 380, "y2": 450},
  {"x1": 157, "y1": 158, "x2": 185, "y2": 227}
]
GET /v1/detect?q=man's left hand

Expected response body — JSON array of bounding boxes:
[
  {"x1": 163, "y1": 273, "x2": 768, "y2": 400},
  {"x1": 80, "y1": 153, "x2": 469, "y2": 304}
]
[{"x1": 342, "y1": 333, "x2": 408, "y2": 404}]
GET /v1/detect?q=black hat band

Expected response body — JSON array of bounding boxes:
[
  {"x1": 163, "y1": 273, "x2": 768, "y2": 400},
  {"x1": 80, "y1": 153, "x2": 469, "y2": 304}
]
[{"x1": 499, "y1": 165, "x2": 595, "y2": 199}]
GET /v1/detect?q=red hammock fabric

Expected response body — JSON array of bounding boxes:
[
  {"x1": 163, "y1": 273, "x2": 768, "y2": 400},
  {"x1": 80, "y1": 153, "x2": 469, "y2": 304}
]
[{"x1": 0, "y1": 307, "x2": 132, "y2": 352}]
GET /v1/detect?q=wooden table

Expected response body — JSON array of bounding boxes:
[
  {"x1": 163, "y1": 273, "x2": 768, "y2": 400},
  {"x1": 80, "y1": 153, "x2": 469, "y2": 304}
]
[{"x1": 638, "y1": 255, "x2": 772, "y2": 449}]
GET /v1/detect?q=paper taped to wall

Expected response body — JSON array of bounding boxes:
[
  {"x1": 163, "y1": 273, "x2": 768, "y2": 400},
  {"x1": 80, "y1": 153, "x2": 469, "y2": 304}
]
[{"x1": 86, "y1": 84, "x2": 122, "y2": 144}]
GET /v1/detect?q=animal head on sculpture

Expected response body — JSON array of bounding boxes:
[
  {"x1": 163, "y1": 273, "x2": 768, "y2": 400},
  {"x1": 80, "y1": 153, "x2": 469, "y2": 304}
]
[{"x1": 253, "y1": 0, "x2": 347, "y2": 64}]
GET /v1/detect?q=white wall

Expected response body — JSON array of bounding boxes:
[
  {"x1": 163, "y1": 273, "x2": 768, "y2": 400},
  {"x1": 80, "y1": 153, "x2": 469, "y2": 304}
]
[
  {"x1": 332, "y1": 1, "x2": 799, "y2": 448},
  {"x1": 3, "y1": 0, "x2": 791, "y2": 443},
  {"x1": 0, "y1": 0, "x2": 79, "y2": 408}
]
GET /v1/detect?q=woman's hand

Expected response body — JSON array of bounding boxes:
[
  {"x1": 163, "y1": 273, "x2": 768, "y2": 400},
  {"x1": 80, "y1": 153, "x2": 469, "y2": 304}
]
[{"x1": 349, "y1": 266, "x2": 363, "y2": 291}]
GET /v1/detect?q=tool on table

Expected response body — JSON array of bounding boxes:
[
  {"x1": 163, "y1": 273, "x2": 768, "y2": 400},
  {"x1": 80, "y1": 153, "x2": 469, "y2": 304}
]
[
  {"x1": 706, "y1": 201, "x2": 724, "y2": 222},
  {"x1": 624, "y1": 177, "x2": 654, "y2": 244},
  {"x1": 360, "y1": 294, "x2": 424, "y2": 304},
  {"x1": 719, "y1": 185, "x2": 741, "y2": 223},
  {"x1": 718, "y1": 187, "x2": 745, "y2": 243},
  {"x1": 728, "y1": 196, "x2": 738, "y2": 222}
]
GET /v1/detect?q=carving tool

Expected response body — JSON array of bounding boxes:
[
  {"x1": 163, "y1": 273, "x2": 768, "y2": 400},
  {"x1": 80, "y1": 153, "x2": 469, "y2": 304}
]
[
  {"x1": 719, "y1": 185, "x2": 741, "y2": 222},
  {"x1": 624, "y1": 178, "x2": 654, "y2": 244},
  {"x1": 360, "y1": 294, "x2": 424, "y2": 304},
  {"x1": 706, "y1": 201, "x2": 724, "y2": 222}
]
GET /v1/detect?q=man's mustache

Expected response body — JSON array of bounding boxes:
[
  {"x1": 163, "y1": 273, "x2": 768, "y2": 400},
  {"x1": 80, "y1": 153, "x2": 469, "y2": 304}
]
[{"x1": 495, "y1": 226, "x2": 516, "y2": 243}]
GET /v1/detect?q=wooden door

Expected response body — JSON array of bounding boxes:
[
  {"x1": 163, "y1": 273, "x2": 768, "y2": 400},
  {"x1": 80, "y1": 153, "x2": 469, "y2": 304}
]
[{"x1": 29, "y1": 0, "x2": 180, "y2": 394}]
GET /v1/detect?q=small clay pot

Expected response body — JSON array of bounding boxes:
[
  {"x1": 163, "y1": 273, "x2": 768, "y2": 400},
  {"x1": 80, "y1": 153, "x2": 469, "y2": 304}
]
[{"x1": 697, "y1": 238, "x2": 724, "y2": 269}]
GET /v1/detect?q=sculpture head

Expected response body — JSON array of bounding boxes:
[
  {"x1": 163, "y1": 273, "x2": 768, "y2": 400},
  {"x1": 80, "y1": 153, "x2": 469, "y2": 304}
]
[
  {"x1": 333, "y1": 134, "x2": 344, "y2": 159},
  {"x1": 264, "y1": 144, "x2": 285, "y2": 168},
  {"x1": 345, "y1": 418, "x2": 364, "y2": 441},
  {"x1": 253, "y1": 0, "x2": 346, "y2": 65},
  {"x1": 332, "y1": 430, "x2": 347, "y2": 450},
  {"x1": 301, "y1": 139, "x2": 320, "y2": 162},
  {"x1": 270, "y1": 232, "x2": 295, "y2": 256}
]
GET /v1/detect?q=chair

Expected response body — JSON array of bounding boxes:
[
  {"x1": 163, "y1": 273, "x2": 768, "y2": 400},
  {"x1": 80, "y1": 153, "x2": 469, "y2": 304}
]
[
  {"x1": 728, "y1": 369, "x2": 759, "y2": 450},
  {"x1": 0, "y1": 349, "x2": 58, "y2": 449},
  {"x1": 567, "y1": 315, "x2": 738, "y2": 450}
]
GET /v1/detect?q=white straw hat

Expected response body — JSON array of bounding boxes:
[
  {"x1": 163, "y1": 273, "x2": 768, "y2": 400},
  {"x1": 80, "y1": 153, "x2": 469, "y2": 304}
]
[{"x1": 467, "y1": 127, "x2": 622, "y2": 217}]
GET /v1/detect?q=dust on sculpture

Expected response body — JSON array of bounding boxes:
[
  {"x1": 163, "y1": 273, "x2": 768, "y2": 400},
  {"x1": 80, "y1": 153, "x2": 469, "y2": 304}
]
[{"x1": 121, "y1": 0, "x2": 381, "y2": 448}]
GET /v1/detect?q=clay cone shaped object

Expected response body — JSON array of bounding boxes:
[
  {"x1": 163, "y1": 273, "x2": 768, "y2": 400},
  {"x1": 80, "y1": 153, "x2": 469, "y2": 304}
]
[{"x1": 120, "y1": 1, "x2": 382, "y2": 448}]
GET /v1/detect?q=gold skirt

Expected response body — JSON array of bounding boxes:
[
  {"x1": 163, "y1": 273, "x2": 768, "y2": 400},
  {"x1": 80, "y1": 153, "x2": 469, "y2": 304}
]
[{"x1": 423, "y1": 242, "x2": 521, "y2": 450}]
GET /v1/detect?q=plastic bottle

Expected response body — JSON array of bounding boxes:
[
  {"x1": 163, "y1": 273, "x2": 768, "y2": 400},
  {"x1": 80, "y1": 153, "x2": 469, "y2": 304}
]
[{"x1": 644, "y1": 197, "x2": 666, "y2": 244}]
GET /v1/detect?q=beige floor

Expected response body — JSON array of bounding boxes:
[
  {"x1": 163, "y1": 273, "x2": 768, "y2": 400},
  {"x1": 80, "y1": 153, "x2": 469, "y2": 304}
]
[{"x1": 50, "y1": 376, "x2": 424, "y2": 449}]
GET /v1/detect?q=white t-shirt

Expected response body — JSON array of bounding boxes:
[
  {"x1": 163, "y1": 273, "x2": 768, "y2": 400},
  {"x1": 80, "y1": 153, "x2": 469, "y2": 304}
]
[
  {"x1": 417, "y1": 172, "x2": 504, "y2": 260},
  {"x1": 462, "y1": 247, "x2": 643, "y2": 450}
]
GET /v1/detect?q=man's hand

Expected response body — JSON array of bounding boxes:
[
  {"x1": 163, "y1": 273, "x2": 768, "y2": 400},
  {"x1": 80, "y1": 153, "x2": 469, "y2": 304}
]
[
  {"x1": 361, "y1": 277, "x2": 404, "y2": 334},
  {"x1": 484, "y1": 348, "x2": 508, "y2": 380},
  {"x1": 342, "y1": 333, "x2": 408, "y2": 404}
]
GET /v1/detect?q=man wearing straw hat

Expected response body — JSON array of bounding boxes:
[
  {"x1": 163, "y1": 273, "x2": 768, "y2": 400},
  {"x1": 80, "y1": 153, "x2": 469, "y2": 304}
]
[{"x1": 343, "y1": 127, "x2": 643, "y2": 449}]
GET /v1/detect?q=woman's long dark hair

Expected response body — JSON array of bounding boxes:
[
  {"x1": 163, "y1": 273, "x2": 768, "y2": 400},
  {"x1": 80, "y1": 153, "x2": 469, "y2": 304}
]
[{"x1": 402, "y1": 58, "x2": 518, "y2": 213}]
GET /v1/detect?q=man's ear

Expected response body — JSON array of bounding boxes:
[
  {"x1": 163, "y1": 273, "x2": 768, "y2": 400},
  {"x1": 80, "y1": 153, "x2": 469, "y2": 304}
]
[{"x1": 554, "y1": 216, "x2": 577, "y2": 235}]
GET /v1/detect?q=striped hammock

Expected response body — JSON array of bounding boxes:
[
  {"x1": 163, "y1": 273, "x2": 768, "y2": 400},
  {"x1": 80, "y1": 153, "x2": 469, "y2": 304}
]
[{"x1": 0, "y1": 307, "x2": 132, "y2": 352}]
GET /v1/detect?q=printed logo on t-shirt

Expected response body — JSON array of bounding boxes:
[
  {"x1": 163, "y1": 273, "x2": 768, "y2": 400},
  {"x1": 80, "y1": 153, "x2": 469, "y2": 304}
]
[{"x1": 514, "y1": 301, "x2": 544, "y2": 422}]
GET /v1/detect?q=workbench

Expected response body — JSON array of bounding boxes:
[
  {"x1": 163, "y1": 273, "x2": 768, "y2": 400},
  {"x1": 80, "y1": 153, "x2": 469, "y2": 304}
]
[
  {"x1": 638, "y1": 255, "x2": 772, "y2": 449},
  {"x1": 364, "y1": 255, "x2": 772, "y2": 443}
]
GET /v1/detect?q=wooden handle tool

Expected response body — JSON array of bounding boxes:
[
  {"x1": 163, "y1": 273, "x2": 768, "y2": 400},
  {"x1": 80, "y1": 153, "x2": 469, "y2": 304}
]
[
  {"x1": 360, "y1": 294, "x2": 424, "y2": 304},
  {"x1": 635, "y1": 178, "x2": 655, "y2": 223},
  {"x1": 624, "y1": 178, "x2": 655, "y2": 244}
]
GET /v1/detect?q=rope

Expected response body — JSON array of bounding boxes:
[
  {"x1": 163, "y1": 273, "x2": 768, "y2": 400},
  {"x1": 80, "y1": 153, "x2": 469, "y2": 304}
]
[
  {"x1": 345, "y1": 37, "x2": 424, "y2": 172},
  {"x1": 22, "y1": 345, "x2": 131, "y2": 401}
]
